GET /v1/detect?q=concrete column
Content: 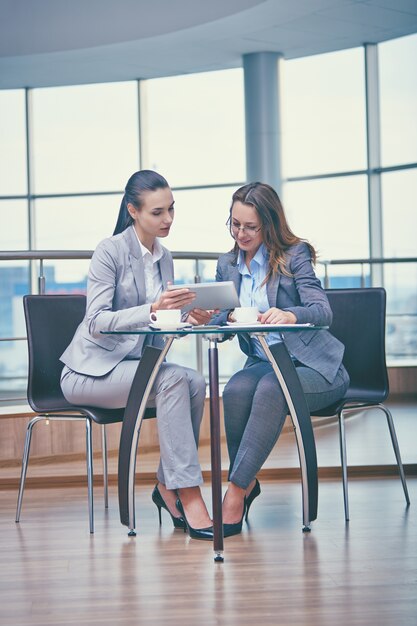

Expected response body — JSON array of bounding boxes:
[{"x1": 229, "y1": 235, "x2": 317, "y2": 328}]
[{"x1": 243, "y1": 52, "x2": 283, "y2": 194}]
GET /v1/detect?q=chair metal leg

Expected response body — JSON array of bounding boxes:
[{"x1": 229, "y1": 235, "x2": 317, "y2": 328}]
[
  {"x1": 380, "y1": 404, "x2": 410, "y2": 505},
  {"x1": 85, "y1": 418, "x2": 94, "y2": 533},
  {"x1": 338, "y1": 410, "x2": 350, "y2": 521},
  {"x1": 16, "y1": 415, "x2": 45, "y2": 522},
  {"x1": 101, "y1": 424, "x2": 109, "y2": 509}
]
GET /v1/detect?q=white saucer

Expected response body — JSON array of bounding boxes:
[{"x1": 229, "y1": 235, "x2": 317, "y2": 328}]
[
  {"x1": 149, "y1": 322, "x2": 192, "y2": 331},
  {"x1": 227, "y1": 321, "x2": 261, "y2": 327}
]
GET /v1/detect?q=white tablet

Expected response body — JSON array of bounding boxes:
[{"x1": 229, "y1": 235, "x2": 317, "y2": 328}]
[{"x1": 167, "y1": 281, "x2": 240, "y2": 313}]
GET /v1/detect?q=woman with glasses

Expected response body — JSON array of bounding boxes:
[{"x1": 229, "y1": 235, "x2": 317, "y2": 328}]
[
  {"x1": 60, "y1": 170, "x2": 214, "y2": 540},
  {"x1": 212, "y1": 182, "x2": 350, "y2": 537}
]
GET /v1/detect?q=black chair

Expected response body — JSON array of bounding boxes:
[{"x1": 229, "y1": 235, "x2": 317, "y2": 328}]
[
  {"x1": 314, "y1": 288, "x2": 410, "y2": 520},
  {"x1": 16, "y1": 294, "x2": 154, "y2": 533}
]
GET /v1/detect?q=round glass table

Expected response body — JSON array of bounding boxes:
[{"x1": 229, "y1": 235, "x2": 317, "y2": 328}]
[{"x1": 102, "y1": 323, "x2": 326, "y2": 562}]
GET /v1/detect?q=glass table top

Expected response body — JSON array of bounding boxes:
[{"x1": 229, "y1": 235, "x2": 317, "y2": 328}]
[{"x1": 101, "y1": 323, "x2": 327, "y2": 336}]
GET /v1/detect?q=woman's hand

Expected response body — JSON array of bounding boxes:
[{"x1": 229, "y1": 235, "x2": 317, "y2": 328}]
[
  {"x1": 151, "y1": 283, "x2": 196, "y2": 313},
  {"x1": 259, "y1": 307, "x2": 297, "y2": 325},
  {"x1": 186, "y1": 308, "x2": 215, "y2": 326}
]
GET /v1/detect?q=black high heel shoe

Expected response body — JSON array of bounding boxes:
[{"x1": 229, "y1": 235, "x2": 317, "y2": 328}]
[
  {"x1": 244, "y1": 478, "x2": 261, "y2": 521},
  {"x1": 151, "y1": 484, "x2": 185, "y2": 529},
  {"x1": 223, "y1": 499, "x2": 246, "y2": 538},
  {"x1": 176, "y1": 499, "x2": 214, "y2": 541}
]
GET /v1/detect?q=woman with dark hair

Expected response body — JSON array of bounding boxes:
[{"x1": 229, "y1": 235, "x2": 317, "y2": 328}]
[
  {"x1": 212, "y1": 182, "x2": 350, "y2": 537},
  {"x1": 60, "y1": 170, "x2": 213, "y2": 540}
]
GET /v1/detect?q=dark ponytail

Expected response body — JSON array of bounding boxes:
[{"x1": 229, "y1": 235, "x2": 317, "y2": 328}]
[{"x1": 113, "y1": 170, "x2": 170, "y2": 235}]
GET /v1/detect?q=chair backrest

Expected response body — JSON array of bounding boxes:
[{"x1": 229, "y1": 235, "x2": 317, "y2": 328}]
[
  {"x1": 23, "y1": 294, "x2": 86, "y2": 412},
  {"x1": 325, "y1": 288, "x2": 389, "y2": 403}
]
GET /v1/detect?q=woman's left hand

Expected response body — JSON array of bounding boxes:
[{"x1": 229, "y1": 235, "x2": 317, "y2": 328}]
[
  {"x1": 259, "y1": 307, "x2": 297, "y2": 325},
  {"x1": 186, "y1": 308, "x2": 215, "y2": 326}
]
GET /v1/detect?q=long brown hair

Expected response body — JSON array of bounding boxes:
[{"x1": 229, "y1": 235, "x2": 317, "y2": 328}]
[{"x1": 228, "y1": 182, "x2": 316, "y2": 280}]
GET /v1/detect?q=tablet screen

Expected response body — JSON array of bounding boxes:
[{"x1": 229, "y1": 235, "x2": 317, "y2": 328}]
[{"x1": 167, "y1": 281, "x2": 240, "y2": 313}]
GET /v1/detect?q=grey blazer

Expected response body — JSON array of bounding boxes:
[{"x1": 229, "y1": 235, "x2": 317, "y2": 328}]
[
  {"x1": 60, "y1": 226, "x2": 173, "y2": 377},
  {"x1": 213, "y1": 242, "x2": 345, "y2": 384}
]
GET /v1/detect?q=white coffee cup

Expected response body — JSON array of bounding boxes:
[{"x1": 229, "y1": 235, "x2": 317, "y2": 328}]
[
  {"x1": 233, "y1": 306, "x2": 259, "y2": 324},
  {"x1": 150, "y1": 309, "x2": 182, "y2": 327}
]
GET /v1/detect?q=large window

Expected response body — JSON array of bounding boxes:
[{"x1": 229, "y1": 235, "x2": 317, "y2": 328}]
[
  {"x1": 168, "y1": 186, "x2": 236, "y2": 256},
  {"x1": 0, "y1": 200, "x2": 28, "y2": 250},
  {"x1": 34, "y1": 195, "x2": 119, "y2": 251},
  {"x1": 381, "y1": 169, "x2": 417, "y2": 360},
  {"x1": 0, "y1": 90, "x2": 27, "y2": 196},
  {"x1": 281, "y1": 48, "x2": 366, "y2": 178},
  {"x1": 0, "y1": 72, "x2": 246, "y2": 397},
  {"x1": 281, "y1": 47, "x2": 368, "y2": 266},
  {"x1": 32, "y1": 82, "x2": 139, "y2": 195},
  {"x1": 283, "y1": 176, "x2": 369, "y2": 261},
  {"x1": 281, "y1": 40, "x2": 417, "y2": 361},
  {"x1": 141, "y1": 69, "x2": 245, "y2": 187},
  {"x1": 379, "y1": 33, "x2": 417, "y2": 168},
  {"x1": 1, "y1": 36, "x2": 417, "y2": 399}
]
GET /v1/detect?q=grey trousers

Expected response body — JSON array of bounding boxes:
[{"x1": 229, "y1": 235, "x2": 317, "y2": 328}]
[
  {"x1": 60, "y1": 361, "x2": 206, "y2": 490},
  {"x1": 222, "y1": 360, "x2": 350, "y2": 489}
]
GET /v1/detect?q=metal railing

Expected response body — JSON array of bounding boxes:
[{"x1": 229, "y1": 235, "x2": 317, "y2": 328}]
[
  {"x1": 0, "y1": 250, "x2": 221, "y2": 403},
  {"x1": 320, "y1": 256, "x2": 417, "y2": 288},
  {"x1": 1, "y1": 250, "x2": 416, "y2": 403}
]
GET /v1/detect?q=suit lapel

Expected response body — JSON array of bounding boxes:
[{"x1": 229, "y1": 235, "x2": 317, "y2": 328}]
[
  {"x1": 266, "y1": 272, "x2": 280, "y2": 307},
  {"x1": 228, "y1": 261, "x2": 242, "y2": 297},
  {"x1": 159, "y1": 250, "x2": 172, "y2": 288},
  {"x1": 124, "y1": 227, "x2": 147, "y2": 306}
]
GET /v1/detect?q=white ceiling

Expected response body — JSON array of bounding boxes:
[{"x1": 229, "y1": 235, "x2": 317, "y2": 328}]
[{"x1": 1, "y1": 0, "x2": 417, "y2": 89}]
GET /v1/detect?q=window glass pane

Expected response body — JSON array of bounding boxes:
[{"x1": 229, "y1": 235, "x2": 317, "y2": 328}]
[
  {"x1": 42, "y1": 261, "x2": 89, "y2": 292},
  {"x1": 208, "y1": 339, "x2": 246, "y2": 383},
  {"x1": 166, "y1": 335, "x2": 197, "y2": 371},
  {"x1": 0, "y1": 262, "x2": 29, "y2": 338},
  {"x1": 0, "y1": 340, "x2": 28, "y2": 400},
  {"x1": 0, "y1": 261, "x2": 29, "y2": 399},
  {"x1": 282, "y1": 48, "x2": 366, "y2": 177},
  {"x1": 0, "y1": 199, "x2": 28, "y2": 249},
  {"x1": 171, "y1": 258, "x2": 218, "y2": 285},
  {"x1": 34, "y1": 195, "x2": 119, "y2": 249},
  {"x1": 167, "y1": 186, "x2": 236, "y2": 256},
  {"x1": 32, "y1": 83, "x2": 139, "y2": 194},
  {"x1": 385, "y1": 262, "x2": 417, "y2": 363},
  {"x1": 142, "y1": 69, "x2": 245, "y2": 187},
  {"x1": 283, "y1": 176, "x2": 369, "y2": 263},
  {"x1": 379, "y1": 34, "x2": 417, "y2": 167},
  {"x1": 381, "y1": 169, "x2": 417, "y2": 362},
  {"x1": 0, "y1": 90, "x2": 27, "y2": 195},
  {"x1": 34, "y1": 195, "x2": 120, "y2": 284},
  {"x1": 382, "y1": 169, "x2": 417, "y2": 257}
]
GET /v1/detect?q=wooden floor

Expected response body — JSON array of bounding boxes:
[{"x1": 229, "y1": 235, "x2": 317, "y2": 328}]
[
  {"x1": 0, "y1": 477, "x2": 416, "y2": 626},
  {"x1": 1, "y1": 397, "x2": 417, "y2": 625}
]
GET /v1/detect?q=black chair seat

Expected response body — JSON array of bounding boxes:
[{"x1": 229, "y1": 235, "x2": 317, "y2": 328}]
[
  {"x1": 315, "y1": 392, "x2": 388, "y2": 417},
  {"x1": 312, "y1": 288, "x2": 410, "y2": 520},
  {"x1": 16, "y1": 294, "x2": 156, "y2": 534}
]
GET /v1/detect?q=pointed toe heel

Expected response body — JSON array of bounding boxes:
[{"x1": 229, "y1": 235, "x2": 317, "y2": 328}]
[
  {"x1": 176, "y1": 499, "x2": 214, "y2": 541},
  {"x1": 223, "y1": 499, "x2": 246, "y2": 538},
  {"x1": 151, "y1": 484, "x2": 186, "y2": 530}
]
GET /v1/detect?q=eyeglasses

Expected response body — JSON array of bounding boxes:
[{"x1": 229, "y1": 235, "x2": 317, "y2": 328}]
[{"x1": 227, "y1": 220, "x2": 261, "y2": 238}]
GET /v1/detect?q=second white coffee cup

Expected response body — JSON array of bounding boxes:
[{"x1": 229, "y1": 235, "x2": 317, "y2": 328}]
[
  {"x1": 233, "y1": 306, "x2": 259, "y2": 324},
  {"x1": 150, "y1": 309, "x2": 182, "y2": 327}
]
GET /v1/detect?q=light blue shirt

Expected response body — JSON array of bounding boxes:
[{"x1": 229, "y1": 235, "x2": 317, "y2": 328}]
[{"x1": 237, "y1": 244, "x2": 282, "y2": 361}]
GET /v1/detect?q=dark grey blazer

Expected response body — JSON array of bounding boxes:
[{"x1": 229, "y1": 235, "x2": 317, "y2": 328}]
[
  {"x1": 213, "y1": 242, "x2": 345, "y2": 384},
  {"x1": 60, "y1": 226, "x2": 173, "y2": 377}
]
